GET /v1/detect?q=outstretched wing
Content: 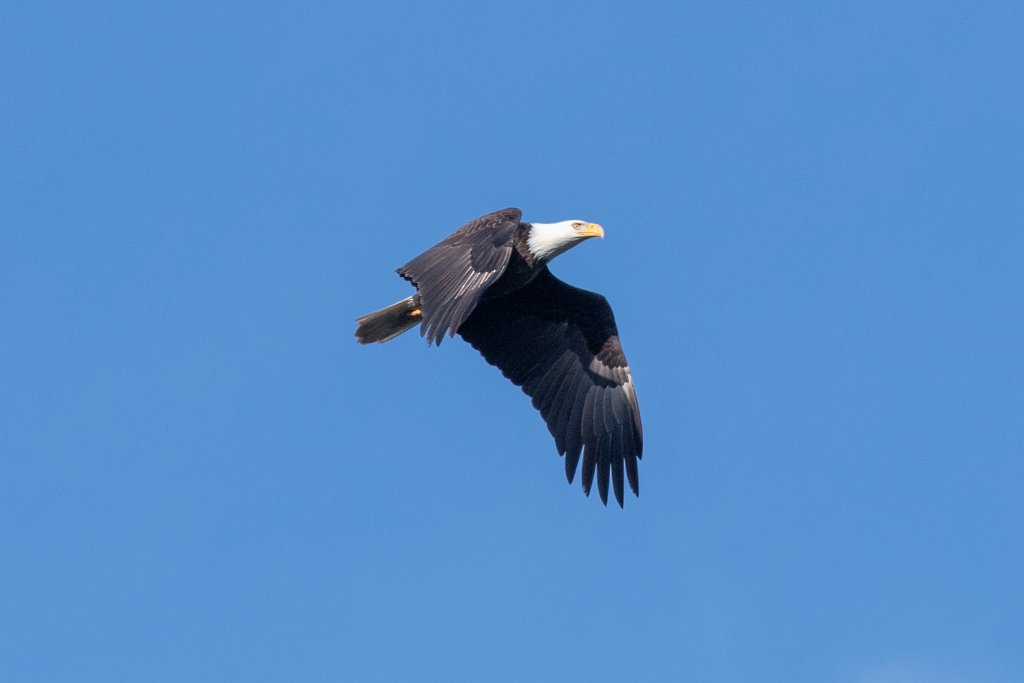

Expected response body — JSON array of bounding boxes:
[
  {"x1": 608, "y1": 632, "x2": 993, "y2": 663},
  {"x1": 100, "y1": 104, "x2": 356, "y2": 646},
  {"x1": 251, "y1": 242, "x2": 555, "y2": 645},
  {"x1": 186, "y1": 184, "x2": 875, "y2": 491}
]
[
  {"x1": 458, "y1": 267, "x2": 643, "y2": 506},
  {"x1": 397, "y1": 208, "x2": 521, "y2": 346}
]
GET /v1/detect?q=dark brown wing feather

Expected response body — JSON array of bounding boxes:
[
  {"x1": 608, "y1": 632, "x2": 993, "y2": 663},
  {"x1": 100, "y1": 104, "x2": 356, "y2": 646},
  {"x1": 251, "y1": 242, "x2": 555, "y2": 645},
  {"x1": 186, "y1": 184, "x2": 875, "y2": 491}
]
[
  {"x1": 458, "y1": 267, "x2": 643, "y2": 506},
  {"x1": 397, "y1": 208, "x2": 521, "y2": 345}
]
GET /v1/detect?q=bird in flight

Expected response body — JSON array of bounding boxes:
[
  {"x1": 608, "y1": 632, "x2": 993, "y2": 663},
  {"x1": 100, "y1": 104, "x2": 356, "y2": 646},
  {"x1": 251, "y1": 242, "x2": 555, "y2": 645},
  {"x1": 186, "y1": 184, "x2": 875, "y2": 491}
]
[{"x1": 356, "y1": 208, "x2": 642, "y2": 506}]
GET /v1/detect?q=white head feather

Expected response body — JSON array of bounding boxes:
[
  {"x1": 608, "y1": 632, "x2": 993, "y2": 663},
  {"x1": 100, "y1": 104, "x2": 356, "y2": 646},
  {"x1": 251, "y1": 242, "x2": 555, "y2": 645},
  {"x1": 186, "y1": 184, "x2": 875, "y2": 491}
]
[{"x1": 525, "y1": 220, "x2": 604, "y2": 263}]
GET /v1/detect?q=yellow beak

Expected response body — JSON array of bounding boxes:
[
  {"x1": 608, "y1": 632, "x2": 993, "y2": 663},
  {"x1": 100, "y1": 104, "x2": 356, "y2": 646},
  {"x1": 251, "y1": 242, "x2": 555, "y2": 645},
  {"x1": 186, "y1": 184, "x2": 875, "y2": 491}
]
[{"x1": 579, "y1": 223, "x2": 604, "y2": 238}]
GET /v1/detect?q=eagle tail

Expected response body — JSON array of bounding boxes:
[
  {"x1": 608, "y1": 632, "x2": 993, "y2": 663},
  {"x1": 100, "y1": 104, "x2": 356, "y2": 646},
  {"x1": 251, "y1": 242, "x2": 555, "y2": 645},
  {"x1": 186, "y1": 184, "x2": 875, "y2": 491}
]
[{"x1": 355, "y1": 295, "x2": 422, "y2": 344}]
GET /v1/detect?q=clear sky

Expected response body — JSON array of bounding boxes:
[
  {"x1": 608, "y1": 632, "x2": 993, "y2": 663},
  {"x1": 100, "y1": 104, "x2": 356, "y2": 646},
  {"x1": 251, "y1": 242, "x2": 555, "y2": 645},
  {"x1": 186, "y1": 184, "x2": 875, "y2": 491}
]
[{"x1": 1, "y1": 2, "x2": 1021, "y2": 682}]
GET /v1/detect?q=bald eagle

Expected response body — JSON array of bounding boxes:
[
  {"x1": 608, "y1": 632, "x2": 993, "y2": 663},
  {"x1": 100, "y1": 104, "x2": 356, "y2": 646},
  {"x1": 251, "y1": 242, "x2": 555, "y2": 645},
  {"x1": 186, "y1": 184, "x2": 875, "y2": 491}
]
[{"x1": 355, "y1": 208, "x2": 643, "y2": 506}]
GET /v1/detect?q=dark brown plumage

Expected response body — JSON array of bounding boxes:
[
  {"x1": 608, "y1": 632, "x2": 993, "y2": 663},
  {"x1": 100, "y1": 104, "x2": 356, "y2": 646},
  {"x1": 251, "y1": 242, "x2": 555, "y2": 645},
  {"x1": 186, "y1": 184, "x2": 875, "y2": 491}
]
[{"x1": 356, "y1": 208, "x2": 643, "y2": 506}]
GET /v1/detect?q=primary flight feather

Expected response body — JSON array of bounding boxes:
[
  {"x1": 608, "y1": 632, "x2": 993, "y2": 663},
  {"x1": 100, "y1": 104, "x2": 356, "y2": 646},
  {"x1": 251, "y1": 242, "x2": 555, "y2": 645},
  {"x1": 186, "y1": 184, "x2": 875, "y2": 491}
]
[{"x1": 355, "y1": 208, "x2": 643, "y2": 507}]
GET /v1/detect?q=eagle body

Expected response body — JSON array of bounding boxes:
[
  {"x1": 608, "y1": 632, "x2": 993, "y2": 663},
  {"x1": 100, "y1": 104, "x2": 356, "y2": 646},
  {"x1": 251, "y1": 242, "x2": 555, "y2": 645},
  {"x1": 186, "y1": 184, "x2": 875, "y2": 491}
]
[{"x1": 356, "y1": 208, "x2": 643, "y2": 506}]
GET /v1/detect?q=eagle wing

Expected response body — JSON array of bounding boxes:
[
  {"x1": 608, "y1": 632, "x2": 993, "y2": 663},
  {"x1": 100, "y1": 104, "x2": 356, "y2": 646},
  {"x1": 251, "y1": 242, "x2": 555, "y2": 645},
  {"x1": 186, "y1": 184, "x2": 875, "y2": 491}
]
[
  {"x1": 397, "y1": 208, "x2": 521, "y2": 346},
  {"x1": 458, "y1": 267, "x2": 643, "y2": 506}
]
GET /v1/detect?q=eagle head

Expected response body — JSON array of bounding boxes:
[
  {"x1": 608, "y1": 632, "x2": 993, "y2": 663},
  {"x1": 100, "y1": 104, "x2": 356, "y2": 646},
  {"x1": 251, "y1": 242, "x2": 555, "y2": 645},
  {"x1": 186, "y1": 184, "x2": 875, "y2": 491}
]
[{"x1": 525, "y1": 220, "x2": 604, "y2": 263}]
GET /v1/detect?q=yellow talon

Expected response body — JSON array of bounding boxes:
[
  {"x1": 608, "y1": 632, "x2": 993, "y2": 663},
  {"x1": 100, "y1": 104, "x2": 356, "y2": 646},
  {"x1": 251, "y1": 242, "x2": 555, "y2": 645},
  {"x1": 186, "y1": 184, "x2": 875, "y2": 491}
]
[{"x1": 409, "y1": 308, "x2": 422, "y2": 317}]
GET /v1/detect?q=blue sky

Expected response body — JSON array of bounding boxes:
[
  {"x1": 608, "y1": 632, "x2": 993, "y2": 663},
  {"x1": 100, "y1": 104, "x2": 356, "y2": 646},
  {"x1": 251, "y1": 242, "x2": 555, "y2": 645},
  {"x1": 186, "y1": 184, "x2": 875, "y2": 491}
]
[{"x1": 1, "y1": 2, "x2": 1021, "y2": 681}]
